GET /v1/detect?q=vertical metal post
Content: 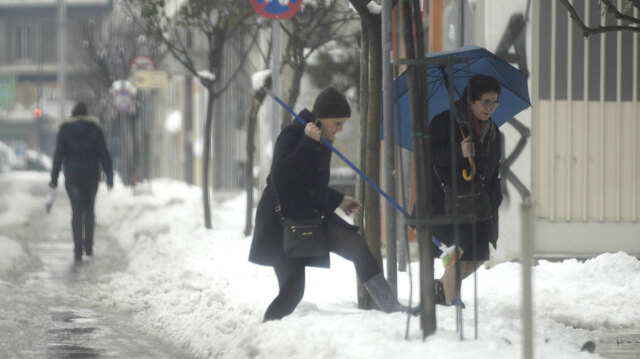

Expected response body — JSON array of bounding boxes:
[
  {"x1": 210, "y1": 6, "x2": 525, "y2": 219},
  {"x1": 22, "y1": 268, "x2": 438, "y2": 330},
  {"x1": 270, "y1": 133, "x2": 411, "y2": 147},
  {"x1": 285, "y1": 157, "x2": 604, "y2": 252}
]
[
  {"x1": 582, "y1": 0, "x2": 589, "y2": 221},
  {"x1": 271, "y1": 21, "x2": 281, "y2": 141},
  {"x1": 549, "y1": 1, "x2": 556, "y2": 221},
  {"x1": 633, "y1": 6, "x2": 638, "y2": 222},
  {"x1": 615, "y1": 0, "x2": 622, "y2": 222},
  {"x1": 184, "y1": 30, "x2": 194, "y2": 184},
  {"x1": 57, "y1": 0, "x2": 66, "y2": 121},
  {"x1": 382, "y1": 0, "x2": 397, "y2": 294},
  {"x1": 566, "y1": 0, "x2": 573, "y2": 221},
  {"x1": 521, "y1": 198, "x2": 534, "y2": 359},
  {"x1": 599, "y1": 8, "x2": 605, "y2": 221}
]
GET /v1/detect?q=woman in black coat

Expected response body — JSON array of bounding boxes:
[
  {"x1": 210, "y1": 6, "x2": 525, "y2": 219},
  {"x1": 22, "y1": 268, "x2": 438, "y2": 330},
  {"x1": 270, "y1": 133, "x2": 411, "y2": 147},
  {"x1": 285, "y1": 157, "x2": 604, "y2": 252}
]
[
  {"x1": 250, "y1": 87, "x2": 416, "y2": 321},
  {"x1": 429, "y1": 75, "x2": 503, "y2": 307},
  {"x1": 50, "y1": 102, "x2": 113, "y2": 261}
]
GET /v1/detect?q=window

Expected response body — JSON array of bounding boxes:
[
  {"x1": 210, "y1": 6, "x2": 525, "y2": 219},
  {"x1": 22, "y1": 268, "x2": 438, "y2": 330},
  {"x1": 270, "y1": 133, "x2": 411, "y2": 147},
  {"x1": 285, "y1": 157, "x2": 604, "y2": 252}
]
[{"x1": 13, "y1": 25, "x2": 33, "y2": 60}]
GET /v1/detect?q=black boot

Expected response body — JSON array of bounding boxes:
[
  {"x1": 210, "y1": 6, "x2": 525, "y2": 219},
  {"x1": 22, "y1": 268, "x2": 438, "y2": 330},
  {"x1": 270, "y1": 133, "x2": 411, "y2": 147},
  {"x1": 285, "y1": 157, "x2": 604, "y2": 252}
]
[
  {"x1": 363, "y1": 273, "x2": 419, "y2": 315},
  {"x1": 434, "y1": 279, "x2": 466, "y2": 308},
  {"x1": 434, "y1": 279, "x2": 447, "y2": 306}
]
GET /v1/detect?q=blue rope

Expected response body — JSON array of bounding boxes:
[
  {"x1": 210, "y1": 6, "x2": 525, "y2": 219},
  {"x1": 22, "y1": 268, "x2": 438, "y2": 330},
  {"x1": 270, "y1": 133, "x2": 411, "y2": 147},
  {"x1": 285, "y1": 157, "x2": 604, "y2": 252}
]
[{"x1": 269, "y1": 93, "x2": 411, "y2": 218}]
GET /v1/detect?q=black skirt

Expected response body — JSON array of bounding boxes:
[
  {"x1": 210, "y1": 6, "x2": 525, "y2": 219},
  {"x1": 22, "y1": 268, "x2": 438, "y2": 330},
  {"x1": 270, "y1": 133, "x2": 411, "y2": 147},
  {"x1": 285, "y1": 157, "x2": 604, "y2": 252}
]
[{"x1": 432, "y1": 219, "x2": 495, "y2": 262}]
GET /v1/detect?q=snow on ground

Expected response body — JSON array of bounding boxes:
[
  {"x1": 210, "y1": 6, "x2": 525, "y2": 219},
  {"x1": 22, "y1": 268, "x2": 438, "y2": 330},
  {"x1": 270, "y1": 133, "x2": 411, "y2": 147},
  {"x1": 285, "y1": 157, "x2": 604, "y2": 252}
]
[{"x1": 1, "y1": 171, "x2": 638, "y2": 358}]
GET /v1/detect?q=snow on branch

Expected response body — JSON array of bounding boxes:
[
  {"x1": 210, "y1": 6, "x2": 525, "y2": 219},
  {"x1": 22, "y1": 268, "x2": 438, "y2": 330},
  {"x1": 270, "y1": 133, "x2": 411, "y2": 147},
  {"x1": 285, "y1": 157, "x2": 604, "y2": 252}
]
[
  {"x1": 252, "y1": 70, "x2": 272, "y2": 92},
  {"x1": 367, "y1": 1, "x2": 381, "y2": 15},
  {"x1": 197, "y1": 70, "x2": 216, "y2": 81}
]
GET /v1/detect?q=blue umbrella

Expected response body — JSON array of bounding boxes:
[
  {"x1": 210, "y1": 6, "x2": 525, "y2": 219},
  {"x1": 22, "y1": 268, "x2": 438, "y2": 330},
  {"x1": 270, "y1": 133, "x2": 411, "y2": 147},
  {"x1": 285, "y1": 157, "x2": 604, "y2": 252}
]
[{"x1": 391, "y1": 46, "x2": 531, "y2": 150}]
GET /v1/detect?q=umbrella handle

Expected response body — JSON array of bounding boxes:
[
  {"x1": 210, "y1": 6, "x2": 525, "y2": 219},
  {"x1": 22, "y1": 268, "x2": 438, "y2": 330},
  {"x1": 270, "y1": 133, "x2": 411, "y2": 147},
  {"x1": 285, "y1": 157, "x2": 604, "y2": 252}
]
[
  {"x1": 462, "y1": 157, "x2": 476, "y2": 181},
  {"x1": 458, "y1": 123, "x2": 476, "y2": 181}
]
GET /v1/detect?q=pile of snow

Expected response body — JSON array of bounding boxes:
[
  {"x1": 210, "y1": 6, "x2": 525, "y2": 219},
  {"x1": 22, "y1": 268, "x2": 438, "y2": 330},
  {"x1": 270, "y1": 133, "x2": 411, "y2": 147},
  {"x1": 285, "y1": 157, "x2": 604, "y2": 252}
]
[
  {"x1": 25, "y1": 149, "x2": 52, "y2": 171},
  {"x1": 0, "y1": 171, "x2": 49, "y2": 227},
  {"x1": 0, "y1": 141, "x2": 17, "y2": 173},
  {"x1": 0, "y1": 236, "x2": 26, "y2": 273},
  {"x1": 83, "y1": 177, "x2": 640, "y2": 359},
  {"x1": 2, "y1": 172, "x2": 638, "y2": 358}
]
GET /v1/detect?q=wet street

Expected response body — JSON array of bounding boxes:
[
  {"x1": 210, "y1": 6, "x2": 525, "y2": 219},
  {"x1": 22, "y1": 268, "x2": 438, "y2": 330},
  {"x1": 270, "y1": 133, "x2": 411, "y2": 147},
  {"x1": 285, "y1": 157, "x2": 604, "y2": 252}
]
[
  {"x1": 591, "y1": 328, "x2": 640, "y2": 359},
  {"x1": 0, "y1": 174, "x2": 187, "y2": 359}
]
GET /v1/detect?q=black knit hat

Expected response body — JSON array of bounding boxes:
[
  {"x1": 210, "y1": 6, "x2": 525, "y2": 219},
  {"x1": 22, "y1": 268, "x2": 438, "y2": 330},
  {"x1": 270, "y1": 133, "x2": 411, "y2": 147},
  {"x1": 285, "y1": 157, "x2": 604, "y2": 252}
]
[
  {"x1": 72, "y1": 102, "x2": 88, "y2": 117},
  {"x1": 312, "y1": 87, "x2": 351, "y2": 119}
]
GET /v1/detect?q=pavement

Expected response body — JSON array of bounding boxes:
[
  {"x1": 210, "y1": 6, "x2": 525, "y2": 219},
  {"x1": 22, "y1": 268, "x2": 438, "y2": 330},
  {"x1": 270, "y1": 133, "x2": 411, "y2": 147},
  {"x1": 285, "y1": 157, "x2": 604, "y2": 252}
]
[
  {"x1": 591, "y1": 328, "x2": 640, "y2": 359},
  {"x1": 0, "y1": 174, "x2": 188, "y2": 359},
  {"x1": 1, "y1": 172, "x2": 639, "y2": 359}
]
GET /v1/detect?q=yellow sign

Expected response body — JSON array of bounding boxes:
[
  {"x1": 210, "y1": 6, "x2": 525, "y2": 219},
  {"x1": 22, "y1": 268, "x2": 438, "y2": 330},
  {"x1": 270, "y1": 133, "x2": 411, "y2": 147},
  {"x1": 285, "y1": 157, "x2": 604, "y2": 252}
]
[{"x1": 135, "y1": 70, "x2": 168, "y2": 89}]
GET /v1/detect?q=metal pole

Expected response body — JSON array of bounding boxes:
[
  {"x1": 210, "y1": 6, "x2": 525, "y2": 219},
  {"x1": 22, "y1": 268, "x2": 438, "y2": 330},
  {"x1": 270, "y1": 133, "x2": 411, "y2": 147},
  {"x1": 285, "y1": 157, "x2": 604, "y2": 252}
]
[
  {"x1": 382, "y1": 0, "x2": 397, "y2": 294},
  {"x1": 271, "y1": 21, "x2": 281, "y2": 140},
  {"x1": 521, "y1": 198, "x2": 534, "y2": 359},
  {"x1": 184, "y1": 30, "x2": 194, "y2": 184},
  {"x1": 57, "y1": 0, "x2": 66, "y2": 121}
]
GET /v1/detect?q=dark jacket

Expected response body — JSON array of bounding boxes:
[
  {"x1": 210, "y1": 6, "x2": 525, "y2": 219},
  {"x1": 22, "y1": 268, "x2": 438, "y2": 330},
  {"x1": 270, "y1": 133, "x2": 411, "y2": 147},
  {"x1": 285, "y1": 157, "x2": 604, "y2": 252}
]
[
  {"x1": 50, "y1": 115, "x2": 113, "y2": 187},
  {"x1": 249, "y1": 109, "x2": 344, "y2": 268},
  {"x1": 429, "y1": 100, "x2": 502, "y2": 247}
]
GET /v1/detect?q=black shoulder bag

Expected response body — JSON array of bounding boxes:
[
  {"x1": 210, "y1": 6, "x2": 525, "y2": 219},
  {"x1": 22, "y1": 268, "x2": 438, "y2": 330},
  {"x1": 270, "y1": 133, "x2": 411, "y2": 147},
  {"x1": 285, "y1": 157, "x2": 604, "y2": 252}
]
[
  {"x1": 433, "y1": 166, "x2": 493, "y2": 222},
  {"x1": 269, "y1": 176, "x2": 329, "y2": 258}
]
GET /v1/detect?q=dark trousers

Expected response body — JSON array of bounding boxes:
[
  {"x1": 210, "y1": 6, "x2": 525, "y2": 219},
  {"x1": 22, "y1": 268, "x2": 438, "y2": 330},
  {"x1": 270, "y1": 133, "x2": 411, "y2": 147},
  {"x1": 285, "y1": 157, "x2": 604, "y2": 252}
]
[
  {"x1": 263, "y1": 215, "x2": 381, "y2": 321},
  {"x1": 65, "y1": 179, "x2": 98, "y2": 258}
]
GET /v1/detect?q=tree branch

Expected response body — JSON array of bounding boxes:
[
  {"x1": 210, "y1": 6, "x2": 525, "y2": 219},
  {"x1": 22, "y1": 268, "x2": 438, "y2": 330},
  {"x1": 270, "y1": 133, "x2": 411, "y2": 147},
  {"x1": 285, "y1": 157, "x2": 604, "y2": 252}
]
[
  {"x1": 559, "y1": 0, "x2": 640, "y2": 36},
  {"x1": 600, "y1": 0, "x2": 640, "y2": 25},
  {"x1": 212, "y1": 35, "x2": 256, "y2": 97}
]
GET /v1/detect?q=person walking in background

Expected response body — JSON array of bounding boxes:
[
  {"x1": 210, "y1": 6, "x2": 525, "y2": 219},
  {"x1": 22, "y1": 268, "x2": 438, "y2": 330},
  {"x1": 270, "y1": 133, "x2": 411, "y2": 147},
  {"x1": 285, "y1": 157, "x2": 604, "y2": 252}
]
[
  {"x1": 50, "y1": 102, "x2": 114, "y2": 261},
  {"x1": 249, "y1": 87, "x2": 417, "y2": 321},
  {"x1": 429, "y1": 75, "x2": 503, "y2": 307}
]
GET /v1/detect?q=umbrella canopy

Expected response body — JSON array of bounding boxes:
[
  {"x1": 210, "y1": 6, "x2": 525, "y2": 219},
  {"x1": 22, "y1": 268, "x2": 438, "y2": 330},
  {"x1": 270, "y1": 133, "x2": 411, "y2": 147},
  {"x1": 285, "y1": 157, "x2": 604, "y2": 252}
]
[{"x1": 391, "y1": 46, "x2": 531, "y2": 150}]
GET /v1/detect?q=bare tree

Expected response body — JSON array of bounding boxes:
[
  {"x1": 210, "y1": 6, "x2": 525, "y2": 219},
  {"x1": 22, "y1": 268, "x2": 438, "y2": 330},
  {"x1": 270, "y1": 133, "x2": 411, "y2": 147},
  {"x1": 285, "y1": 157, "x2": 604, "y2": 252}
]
[
  {"x1": 125, "y1": 0, "x2": 258, "y2": 229},
  {"x1": 348, "y1": 0, "x2": 383, "y2": 311},
  {"x1": 77, "y1": 1, "x2": 165, "y2": 184},
  {"x1": 243, "y1": 72, "x2": 271, "y2": 237},
  {"x1": 559, "y1": 0, "x2": 640, "y2": 36},
  {"x1": 278, "y1": 0, "x2": 359, "y2": 128}
]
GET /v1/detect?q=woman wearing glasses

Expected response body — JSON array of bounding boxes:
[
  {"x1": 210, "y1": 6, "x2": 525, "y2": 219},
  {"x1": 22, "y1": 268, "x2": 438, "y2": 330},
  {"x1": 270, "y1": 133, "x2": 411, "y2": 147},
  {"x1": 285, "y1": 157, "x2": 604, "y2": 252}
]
[{"x1": 429, "y1": 75, "x2": 503, "y2": 307}]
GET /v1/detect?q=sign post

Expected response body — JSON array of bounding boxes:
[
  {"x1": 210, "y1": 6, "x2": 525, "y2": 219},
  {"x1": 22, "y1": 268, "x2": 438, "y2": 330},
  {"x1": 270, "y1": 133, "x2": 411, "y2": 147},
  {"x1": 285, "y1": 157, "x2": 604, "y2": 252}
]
[
  {"x1": 250, "y1": 0, "x2": 303, "y2": 20},
  {"x1": 250, "y1": 0, "x2": 303, "y2": 142}
]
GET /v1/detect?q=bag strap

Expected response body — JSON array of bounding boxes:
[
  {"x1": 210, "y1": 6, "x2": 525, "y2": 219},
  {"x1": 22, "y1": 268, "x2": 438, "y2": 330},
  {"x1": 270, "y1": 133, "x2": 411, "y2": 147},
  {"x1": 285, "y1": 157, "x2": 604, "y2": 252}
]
[
  {"x1": 432, "y1": 166, "x2": 446, "y2": 190},
  {"x1": 267, "y1": 174, "x2": 285, "y2": 222}
]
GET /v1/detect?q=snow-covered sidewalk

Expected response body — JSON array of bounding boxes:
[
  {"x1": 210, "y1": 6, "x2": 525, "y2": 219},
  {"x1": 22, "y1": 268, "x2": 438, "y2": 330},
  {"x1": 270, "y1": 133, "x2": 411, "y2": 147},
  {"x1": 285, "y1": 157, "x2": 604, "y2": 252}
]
[{"x1": 2, "y1": 171, "x2": 638, "y2": 358}]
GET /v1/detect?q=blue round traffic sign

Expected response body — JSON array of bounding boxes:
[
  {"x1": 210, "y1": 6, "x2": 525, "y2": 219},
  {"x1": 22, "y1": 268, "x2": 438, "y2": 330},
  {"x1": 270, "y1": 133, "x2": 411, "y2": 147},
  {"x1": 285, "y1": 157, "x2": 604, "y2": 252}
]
[{"x1": 251, "y1": 0, "x2": 303, "y2": 20}]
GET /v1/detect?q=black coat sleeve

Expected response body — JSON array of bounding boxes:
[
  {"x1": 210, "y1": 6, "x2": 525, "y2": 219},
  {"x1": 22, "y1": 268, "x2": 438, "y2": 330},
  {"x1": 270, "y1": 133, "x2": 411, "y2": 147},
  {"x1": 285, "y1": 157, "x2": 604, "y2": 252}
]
[
  {"x1": 272, "y1": 126, "x2": 320, "y2": 185},
  {"x1": 96, "y1": 128, "x2": 114, "y2": 185},
  {"x1": 50, "y1": 128, "x2": 65, "y2": 185},
  {"x1": 487, "y1": 126, "x2": 503, "y2": 207},
  {"x1": 429, "y1": 112, "x2": 464, "y2": 169},
  {"x1": 327, "y1": 187, "x2": 345, "y2": 212}
]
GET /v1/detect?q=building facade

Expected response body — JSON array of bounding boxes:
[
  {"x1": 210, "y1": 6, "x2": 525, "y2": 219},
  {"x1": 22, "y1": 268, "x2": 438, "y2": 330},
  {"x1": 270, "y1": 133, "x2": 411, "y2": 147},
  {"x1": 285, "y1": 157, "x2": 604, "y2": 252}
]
[{"x1": 0, "y1": 0, "x2": 113, "y2": 161}]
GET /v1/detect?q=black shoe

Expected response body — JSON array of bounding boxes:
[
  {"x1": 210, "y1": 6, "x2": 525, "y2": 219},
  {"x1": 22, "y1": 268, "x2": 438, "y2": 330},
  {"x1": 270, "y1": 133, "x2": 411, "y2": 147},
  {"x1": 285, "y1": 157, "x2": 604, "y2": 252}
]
[
  {"x1": 449, "y1": 297, "x2": 466, "y2": 309},
  {"x1": 74, "y1": 253, "x2": 82, "y2": 262},
  {"x1": 406, "y1": 304, "x2": 421, "y2": 316},
  {"x1": 434, "y1": 279, "x2": 466, "y2": 308},
  {"x1": 434, "y1": 279, "x2": 447, "y2": 306}
]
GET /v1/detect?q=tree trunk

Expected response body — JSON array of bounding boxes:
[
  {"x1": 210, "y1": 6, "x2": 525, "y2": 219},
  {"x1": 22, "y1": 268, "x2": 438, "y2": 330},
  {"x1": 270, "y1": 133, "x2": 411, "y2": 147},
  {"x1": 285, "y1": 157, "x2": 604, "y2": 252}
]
[
  {"x1": 355, "y1": 22, "x2": 370, "y2": 309},
  {"x1": 364, "y1": 19, "x2": 383, "y2": 273},
  {"x1": 244, "y1": 90, "x2": 266, "y2": 236},
  {"x1": 361, "y1": 17, "x2": 384, "y2": 311},
  {"x1": 202, "y1": 87, "x2": 214, "y2": 229},
  {"x1": 401, "y1": 0, "x2": 436, "y2": 337},
  {"x1": 281, "y1": 61, "x2": 305, "y2": 128}
]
